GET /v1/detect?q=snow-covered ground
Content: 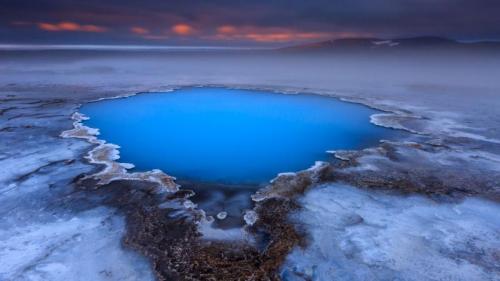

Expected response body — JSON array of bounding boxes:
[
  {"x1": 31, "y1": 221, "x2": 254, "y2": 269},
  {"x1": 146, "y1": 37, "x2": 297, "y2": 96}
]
[
  {"x1": 281, "y1": 184, "x2": 500, "y2": 281},
  {"x1": 0, "y1": 89, "x2": 155, "y2": 281},
  {"x1": 0, "y1": 207, "x2": 155, "y2": 281},
  {"x1": 1, "y1": 48, "x2": 499, "y2": 280}
]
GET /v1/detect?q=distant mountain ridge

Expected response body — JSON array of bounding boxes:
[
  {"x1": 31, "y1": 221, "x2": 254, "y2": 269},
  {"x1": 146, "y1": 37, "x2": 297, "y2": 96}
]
[{"x1": 280, "y1": 36, "x2": 500, "y2": 51}]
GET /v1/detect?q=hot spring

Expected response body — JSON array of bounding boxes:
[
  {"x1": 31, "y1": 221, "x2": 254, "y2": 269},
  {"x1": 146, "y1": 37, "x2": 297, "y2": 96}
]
[{"x1": 80, "y1": 87, "x2": 394, "y2": 185}]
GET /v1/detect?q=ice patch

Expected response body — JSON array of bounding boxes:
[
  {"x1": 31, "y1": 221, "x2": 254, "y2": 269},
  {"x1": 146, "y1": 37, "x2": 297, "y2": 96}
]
[
  {"x1": 281, "y1": 184, "x2": 500, "y2": 281},
  {"x1": 0, "y1": 207, "x2": 154, "y2": 281},
  {"x1": 275, "y1": 172, "x2": 297, "y2": 179},
  {"x1": 216, "y1": 211, "x2": 228, "y2": 220},
  {"x1": 183, "y1": 200, "x2": 197, "y2": 209},
  {"x1": 197, "y1": 217, "x2": 252, "y2": 242},
  {"x1": 243, "y1": 210, "x2": 258, "y2": 226},
  {"x1": 370, "y1": 113, "x2": 422, "y2": 134}
]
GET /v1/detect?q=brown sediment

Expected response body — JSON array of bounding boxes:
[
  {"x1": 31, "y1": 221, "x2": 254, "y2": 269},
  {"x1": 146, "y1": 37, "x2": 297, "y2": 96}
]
[
  {"x1": 93, "y1": 186, "x2": 298, "y2": 281},
  {"x1": 81, "y1": 159, "x2": 334, "y2": 280},
  {"x1": 325, "y1": 141, "x2": 500, "y2": 201},
  {"x1": 84, "y1": 162, "x2": 332, "y2": 280},
  {"x1": 93, "y1": 179, "x2": 283, "y2": 280}
]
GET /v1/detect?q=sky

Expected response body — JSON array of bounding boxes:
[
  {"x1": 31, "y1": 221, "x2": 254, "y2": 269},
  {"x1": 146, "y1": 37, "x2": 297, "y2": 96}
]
[{"x1": 1, "y1": 0, "x2": 500, "y2": 46}]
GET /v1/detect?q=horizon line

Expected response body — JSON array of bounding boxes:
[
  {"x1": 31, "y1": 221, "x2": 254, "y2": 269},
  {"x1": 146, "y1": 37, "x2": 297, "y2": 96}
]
[{"x1": 0, "y1": 44, "x2": 274, "y2": 51}]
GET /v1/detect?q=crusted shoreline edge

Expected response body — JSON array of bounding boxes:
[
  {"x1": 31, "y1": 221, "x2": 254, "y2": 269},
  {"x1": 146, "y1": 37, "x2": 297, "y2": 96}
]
[
  {"x1": 60, "y1": 84, "x2": 423, "y2": 189},
  {"x1": 60, "y1": 111, "x2": 179, "y2": 193},
  {"x1": 61, "y1": 85, "x2": 500, "y2": 280}
]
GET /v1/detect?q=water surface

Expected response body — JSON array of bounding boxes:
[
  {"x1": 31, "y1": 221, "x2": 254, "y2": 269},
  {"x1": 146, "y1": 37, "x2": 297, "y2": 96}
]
[{"x1": 81, "y1": 88, "x2": 392, "y2": 184}]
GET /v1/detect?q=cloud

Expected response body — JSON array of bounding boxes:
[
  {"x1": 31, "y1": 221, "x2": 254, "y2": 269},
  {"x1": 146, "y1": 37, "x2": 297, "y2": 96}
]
[
  {"x1": 211, "y1": 26, "x2": 347, "y2": 43},
  {"x1": 3, "y1": 0, "x2": 500, "y2": 44},
  {"x1": 242, "y1": 31, "x2": 334, "y2": 42},
  {"x1": 37, "y1": 22, "x2": 107, "y2": 32},
  {"x1": 130, "y1": 26, "x2": 170, "y2": 40},
  {"x1": 217, "y1": 25, "x2": 237, "y2": 34},
  {"x1": 171, "y1": 24, "x2": 195, "y2": 35},
  {"x1": 130, "y1": 26, "x2": 150, "y2": 35}
]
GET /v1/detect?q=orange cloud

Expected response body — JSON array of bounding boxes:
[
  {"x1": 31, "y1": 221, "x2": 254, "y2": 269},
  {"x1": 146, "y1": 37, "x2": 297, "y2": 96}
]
[
  {"x1": 131, "y1": 26, "x2": 150, "y2": 35},
  {"x1": 210, "y1": 26, "x2": 337, "y2": 43},
  {"x1": 171, "y1": 24, "x2": 194, "y2": 35},
  {"x1": 38, "y1": 22, "x2": 107, "y2": 32},
  {"x1": 130, "y1": 26, "x2": 169, "y2": 40},
  {"x1": 244, "y1": 32, "x2": 293, "y2": 42},
  {"x1": 217, "y1": 25, "x2": 236, "y2": 34}
]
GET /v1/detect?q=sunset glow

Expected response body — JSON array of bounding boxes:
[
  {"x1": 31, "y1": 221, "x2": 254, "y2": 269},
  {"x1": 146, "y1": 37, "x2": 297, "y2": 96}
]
[
  {"x1": 217, "y1": 25, "x2": 237, "y2": 34},
  {"x1": 37, "y1": 22, "x2": 107, "y2": 32},
  {"x1": 172, "y1": 24, "x2": 195, "y2": 36},
  {"x1": 130, "y1": 27, "x2": 150, "y2": 35},
  {"x1": 2, "y1": 0, "x2": 499, "y2": 45}
]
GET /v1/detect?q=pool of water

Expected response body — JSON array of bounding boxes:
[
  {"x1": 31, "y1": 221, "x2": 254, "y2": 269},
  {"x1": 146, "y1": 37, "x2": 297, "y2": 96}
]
[{"x1": 81, "y1": 87, "x2": 393, "y2": 184}]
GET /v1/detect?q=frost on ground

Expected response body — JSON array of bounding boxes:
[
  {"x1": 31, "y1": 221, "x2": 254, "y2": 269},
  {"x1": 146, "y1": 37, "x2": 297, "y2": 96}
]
[
  {"x1": 0, "y1": 208, "x2": 154, "y2": 281},
  {"x1": 0, "y1": 92, "x2": 155, "y2": 281},
  {"x1": 281, "y1": 184, "x2": 500, "y2": 281}
]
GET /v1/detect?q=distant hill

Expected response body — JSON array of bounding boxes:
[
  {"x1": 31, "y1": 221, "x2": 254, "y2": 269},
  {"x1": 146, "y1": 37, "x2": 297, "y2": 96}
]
[{"x1": 280, "y1": 36, "x2": 500, "y2": 52}]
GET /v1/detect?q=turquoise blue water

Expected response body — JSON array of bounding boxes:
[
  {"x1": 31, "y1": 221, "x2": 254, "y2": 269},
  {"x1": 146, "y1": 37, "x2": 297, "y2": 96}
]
[{"x1": 81, "y1": 88, "x2": 392, "y2": 184}]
